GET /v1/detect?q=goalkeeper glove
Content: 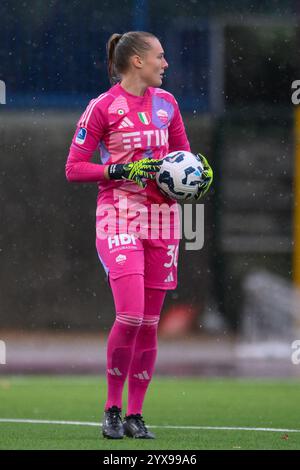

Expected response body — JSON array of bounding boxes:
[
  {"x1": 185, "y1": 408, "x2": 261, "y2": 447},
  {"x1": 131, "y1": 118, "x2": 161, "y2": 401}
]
[
  {"x1": 108, "y1": 158, "x2": 162, "y2": 189},
  {"x1": 194, "y1": 153, "x2": 213, "y2": 200}
]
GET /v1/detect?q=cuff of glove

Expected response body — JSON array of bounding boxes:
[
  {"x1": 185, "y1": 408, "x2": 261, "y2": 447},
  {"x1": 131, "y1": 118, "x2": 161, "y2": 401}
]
[{"x1": 108, "y1": 164, "x2": 125, "y2": 180}]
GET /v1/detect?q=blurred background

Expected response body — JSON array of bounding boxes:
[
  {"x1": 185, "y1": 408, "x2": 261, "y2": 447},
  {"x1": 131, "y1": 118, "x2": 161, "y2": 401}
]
[{"x1": 0, "y1": 0, "x2": 299, "y2": 377}]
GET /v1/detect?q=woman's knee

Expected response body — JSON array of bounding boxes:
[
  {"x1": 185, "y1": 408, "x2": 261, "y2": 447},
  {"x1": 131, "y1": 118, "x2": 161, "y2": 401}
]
[
  {"x1": 109, "y1": 273, "x2": 145, "y2": 317},
  {"x1": 144, "y1": 288, "x2": 166, "y2": 318}
]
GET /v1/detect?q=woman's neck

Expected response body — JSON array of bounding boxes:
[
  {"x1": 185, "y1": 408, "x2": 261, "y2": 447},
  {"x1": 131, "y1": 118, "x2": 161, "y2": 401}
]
[{"x1": 120, "y1": 78, "x2": 147, "y2": 97}]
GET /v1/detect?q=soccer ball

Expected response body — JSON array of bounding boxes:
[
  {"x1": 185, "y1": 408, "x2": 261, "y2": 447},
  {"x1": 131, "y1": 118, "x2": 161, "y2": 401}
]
[{"x1": 156, "y1": 151, "x2": 204, "y2": 201}]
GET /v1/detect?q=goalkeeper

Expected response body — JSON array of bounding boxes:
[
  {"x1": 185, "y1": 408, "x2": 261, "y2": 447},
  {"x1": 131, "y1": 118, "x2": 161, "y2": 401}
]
[{"x1": 65, "y1": 30, "x2": 212, "y2": 441}]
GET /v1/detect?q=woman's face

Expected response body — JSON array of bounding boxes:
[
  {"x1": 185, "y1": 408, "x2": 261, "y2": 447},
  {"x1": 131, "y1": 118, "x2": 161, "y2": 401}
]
[{"x1": 137, "y1": 38, "x2": 169, "y2": 87}]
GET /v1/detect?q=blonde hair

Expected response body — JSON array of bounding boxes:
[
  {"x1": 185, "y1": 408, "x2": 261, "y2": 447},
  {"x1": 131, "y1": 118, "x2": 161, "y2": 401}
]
[{"x1": 106, "y1": 31, "x2": 157, "y2": 85}]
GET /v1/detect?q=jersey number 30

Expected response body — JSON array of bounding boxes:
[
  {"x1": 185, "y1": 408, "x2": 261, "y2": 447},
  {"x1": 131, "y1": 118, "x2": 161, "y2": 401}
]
[{"x1": 164, "y1": 245, "x2": 179, "y2": 268}]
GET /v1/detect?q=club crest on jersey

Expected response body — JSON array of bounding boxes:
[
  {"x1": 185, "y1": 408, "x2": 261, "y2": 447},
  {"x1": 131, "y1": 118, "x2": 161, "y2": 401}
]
[
  {"x1": 75, "y1": 127, "x2": 87, "y2": 145},
  {"x1": 156, "y1": 109, "x2": 169, "y2": 124},
  {"x1": 138, "y1": 112, "x2": 151, "y2": 125}
]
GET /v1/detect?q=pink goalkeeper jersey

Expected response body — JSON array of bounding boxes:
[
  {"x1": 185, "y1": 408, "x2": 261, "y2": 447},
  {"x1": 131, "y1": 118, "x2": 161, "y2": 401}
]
[{"x1": 66, "y1": 82, "x2": 191, "y2": 235}]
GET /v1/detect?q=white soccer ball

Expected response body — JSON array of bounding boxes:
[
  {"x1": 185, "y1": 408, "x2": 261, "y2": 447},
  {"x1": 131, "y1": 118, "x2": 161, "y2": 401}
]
[{"x1": 156, "y1": 150, "x2": 204, "y2": 201}]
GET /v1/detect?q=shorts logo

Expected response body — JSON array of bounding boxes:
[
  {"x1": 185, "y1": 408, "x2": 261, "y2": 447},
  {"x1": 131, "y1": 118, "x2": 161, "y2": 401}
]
[
  {"x1": 108, "y1": 233, "x2": 136, "y2": 250},
  {"x1": 116, "y1": 254, "x2": 127, "y2": 264},
  {"x1": 164, "y1": 272, "x2": 174, "y2": 283},
  {"x1": 75, "y1": 127, "x2": 87, "y2": 145},
  {"x1": 137, "y1": 112, "x2": 151, "y2": 125},
  {"x1": 157, "y1": 109, "x2": 169, "y2": 124}
]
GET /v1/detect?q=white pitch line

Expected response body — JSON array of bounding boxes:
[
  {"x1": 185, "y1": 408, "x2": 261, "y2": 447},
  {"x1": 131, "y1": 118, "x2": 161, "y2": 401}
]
[
  {"x1": 0, "y1": 418, "x2": 300, "y2": 434},
  {"x1": 0, "y1": 419, "x2": 99, "y2": 427}
]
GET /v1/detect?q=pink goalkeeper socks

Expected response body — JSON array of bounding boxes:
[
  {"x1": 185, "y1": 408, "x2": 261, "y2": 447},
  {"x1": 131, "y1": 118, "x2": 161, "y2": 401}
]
[
  {"x1": 104, "y1": 277, "x2": 166, "y2": 414},
  {"x1": 127, "y1": 315, "x2": 160, "y2": 416},
  {"x1": 104, "y1": 314, "x2": 142, "y2": 411}
]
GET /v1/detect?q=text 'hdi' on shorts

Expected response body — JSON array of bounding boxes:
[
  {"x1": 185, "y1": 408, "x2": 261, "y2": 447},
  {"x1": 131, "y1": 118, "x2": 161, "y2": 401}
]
[{"x1": 96, "y1": 233, "x2": 179, "y2": 291}]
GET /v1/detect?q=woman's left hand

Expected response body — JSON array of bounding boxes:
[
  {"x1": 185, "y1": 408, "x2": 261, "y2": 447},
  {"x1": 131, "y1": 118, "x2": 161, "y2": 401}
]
[{"x1": 194, "y1": 153, "x2": 213, "y2": 200}]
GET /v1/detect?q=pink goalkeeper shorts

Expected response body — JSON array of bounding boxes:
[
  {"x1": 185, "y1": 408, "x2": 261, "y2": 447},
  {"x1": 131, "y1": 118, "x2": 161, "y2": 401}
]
[{"x1": 96, "y1": 233, "x2": 180, "y2": 290}]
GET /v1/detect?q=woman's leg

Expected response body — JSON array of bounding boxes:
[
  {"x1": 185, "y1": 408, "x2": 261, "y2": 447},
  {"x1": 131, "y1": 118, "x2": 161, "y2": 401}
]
[
  {"x1": 126, "y1": 287, "x2": 166, "y2": 416},
  {"x1": 105, "y1": 273, "x2": 144, "y2": 411}
]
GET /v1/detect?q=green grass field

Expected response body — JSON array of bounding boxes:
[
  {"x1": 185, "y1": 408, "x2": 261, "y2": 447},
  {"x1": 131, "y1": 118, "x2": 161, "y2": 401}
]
[{"x1": 0, "y1": 376, "x2": 299, "y2": 450}]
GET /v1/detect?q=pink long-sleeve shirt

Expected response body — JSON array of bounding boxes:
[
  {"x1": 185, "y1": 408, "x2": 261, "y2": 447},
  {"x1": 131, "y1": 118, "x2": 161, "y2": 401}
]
[{"x1": 66, "y1": 82, "x2": 191, "y2": 235}]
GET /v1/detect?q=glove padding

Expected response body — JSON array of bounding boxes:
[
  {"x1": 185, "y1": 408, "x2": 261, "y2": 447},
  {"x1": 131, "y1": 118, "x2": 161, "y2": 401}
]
[
  {"x1": 108, "y1": 158, "x2": 162, "y2": 189},
  {"x1": 194, "y1": 153, "x2": 213, "y2": 200}
]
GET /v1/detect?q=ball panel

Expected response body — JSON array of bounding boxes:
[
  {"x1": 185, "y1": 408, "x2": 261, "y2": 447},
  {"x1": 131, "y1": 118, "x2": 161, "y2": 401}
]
[{"x1": 156, "y1": 151, "x2": 204, "y2": 201}]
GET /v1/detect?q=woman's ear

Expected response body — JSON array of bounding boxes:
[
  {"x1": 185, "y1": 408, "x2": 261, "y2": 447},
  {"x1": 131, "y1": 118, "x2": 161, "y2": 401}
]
[{"x1": 130, "y1": 54, "x2": 144, "y2": 70}]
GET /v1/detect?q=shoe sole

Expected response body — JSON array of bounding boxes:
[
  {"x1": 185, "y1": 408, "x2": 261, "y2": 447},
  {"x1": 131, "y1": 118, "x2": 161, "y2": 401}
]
[
  {"x1": 124, "y1": 430, "x2": 155, "y2": 439},
  {"x1": 103, "y1": 433, "x2": 124, "y2": 439}
]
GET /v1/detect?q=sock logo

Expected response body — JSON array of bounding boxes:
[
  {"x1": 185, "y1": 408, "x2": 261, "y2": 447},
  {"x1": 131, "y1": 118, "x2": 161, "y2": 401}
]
[
  {"x1": 108, "y1": 368, "x2": 122, "y2": 376},
  {"x1": 133, "y1": 370, "x2": 150, "y2": 380}
]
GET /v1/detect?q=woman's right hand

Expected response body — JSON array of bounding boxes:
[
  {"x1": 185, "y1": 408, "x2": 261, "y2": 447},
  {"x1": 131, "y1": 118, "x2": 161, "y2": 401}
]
[{"x1": 107, "y1": 158, "x2": 162, "y2": 188}]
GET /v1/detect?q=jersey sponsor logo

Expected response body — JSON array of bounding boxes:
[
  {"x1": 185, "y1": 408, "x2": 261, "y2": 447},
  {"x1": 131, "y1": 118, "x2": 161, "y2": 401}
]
[
  {"x1": 118, "y1": 117, "x2": 134, "y2": 129},
  {"x1": 108, "y1": 233, "x2": 136, "y2": 250},
  {"x1": 156, "y1": 109, "x2": 169, "y2": 124},
  {"x1": 108, "y1": 95, "x2": 129, "y2": 114},
  {"x1": 122, "y1": 131, "x2": 141, "y2": 150},
  {"x1": 137, "y1": 111, "x2": 151, "y2": 125},
  {"x1": 122, "y1": 129, "x2": 168, "y2": 150},
  {"x1": 75, "y1": 127, "x2": 87, "y2": 145}
]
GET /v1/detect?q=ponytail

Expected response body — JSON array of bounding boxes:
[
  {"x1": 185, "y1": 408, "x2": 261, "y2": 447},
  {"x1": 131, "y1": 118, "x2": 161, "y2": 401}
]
[{"x1": 106, "y1": 33, "x2": 123, "y2": 85}]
